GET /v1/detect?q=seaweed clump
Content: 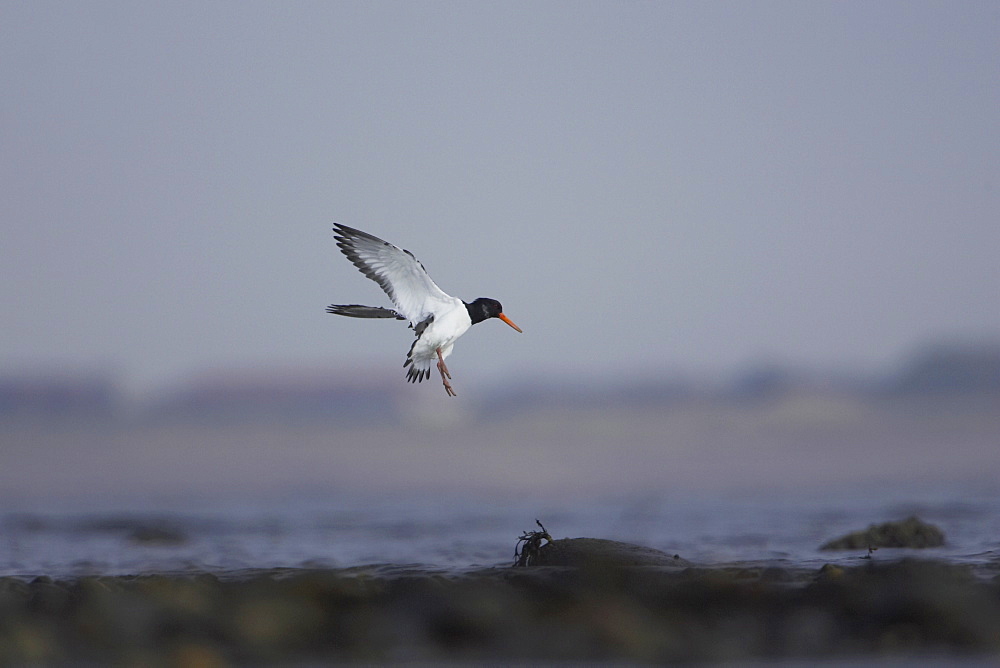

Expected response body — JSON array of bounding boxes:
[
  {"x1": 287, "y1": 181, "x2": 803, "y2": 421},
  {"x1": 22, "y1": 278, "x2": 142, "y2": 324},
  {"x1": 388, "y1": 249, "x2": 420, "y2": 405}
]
[
  {"x1": 513, "y1": 520, "x2": 552, "y2": 567},
  {"x1": 820, "y1": 516, "x2": 945, "y2": 550}
]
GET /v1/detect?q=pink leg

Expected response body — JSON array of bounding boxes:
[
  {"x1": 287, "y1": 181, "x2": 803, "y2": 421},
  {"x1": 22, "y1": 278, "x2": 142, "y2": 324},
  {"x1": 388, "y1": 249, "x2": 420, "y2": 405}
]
[{"x1": 436, "y1": 347, "x2": 456, "y2": 397}]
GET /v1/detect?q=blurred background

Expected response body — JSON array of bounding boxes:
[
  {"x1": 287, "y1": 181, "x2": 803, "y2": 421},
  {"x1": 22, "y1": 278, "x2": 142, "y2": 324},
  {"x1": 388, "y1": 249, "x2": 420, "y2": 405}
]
[{"x1": 2, "y1": 2, "x2": 999, "y2": 507}]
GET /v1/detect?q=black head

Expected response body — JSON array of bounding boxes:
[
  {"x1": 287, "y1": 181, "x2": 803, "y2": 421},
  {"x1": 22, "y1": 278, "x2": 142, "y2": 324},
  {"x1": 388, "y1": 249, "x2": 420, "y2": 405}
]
[{"x1": 465, "y1": 298, "x2": 522, "y2": 332}]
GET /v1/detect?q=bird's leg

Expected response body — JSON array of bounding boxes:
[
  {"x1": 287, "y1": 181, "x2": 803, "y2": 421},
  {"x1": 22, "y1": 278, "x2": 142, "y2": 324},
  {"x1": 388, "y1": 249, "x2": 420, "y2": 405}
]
[
  {"x1": 436, "y1": 351, "x2": 452, "y2": 380},
  {"x1": 436, "y1": 347, "x2": 456, "y2": 397}
]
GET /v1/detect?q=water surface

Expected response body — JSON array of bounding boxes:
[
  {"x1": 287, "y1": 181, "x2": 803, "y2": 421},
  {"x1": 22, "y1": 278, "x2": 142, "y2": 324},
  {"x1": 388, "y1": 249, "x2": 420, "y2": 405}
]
[{"x1": 4, "y1": 483, "x2": 998, "y2": 579}]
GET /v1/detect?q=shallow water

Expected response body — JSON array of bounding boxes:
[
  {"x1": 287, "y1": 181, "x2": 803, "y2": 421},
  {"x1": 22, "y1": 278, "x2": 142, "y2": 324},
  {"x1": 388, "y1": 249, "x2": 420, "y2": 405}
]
[{"x1": 3, "y1": 482, "x2": 999, "y2": 579}]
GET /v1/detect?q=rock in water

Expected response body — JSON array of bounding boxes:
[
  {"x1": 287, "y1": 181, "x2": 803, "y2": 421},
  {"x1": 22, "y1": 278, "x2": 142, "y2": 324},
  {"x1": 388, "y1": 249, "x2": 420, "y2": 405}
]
[
  {"x1": 529, "y1": 538, "x2": 690, "y2": 568},
  {"x1": 820, "y1": 516, "x2": 945, "y2": 550}
]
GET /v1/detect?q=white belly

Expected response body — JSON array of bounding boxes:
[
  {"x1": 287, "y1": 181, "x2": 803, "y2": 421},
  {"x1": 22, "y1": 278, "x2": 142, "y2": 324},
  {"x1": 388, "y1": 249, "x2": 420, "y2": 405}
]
[{"x1": 409, "y1": 299, "x2": 472, "y2": 371}]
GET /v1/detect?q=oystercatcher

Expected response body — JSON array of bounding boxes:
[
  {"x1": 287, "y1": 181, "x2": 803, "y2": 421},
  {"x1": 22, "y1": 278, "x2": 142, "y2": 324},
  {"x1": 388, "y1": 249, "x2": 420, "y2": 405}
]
[{"x1": 327, "y1": 224, "x2": 522, "y2": 396}]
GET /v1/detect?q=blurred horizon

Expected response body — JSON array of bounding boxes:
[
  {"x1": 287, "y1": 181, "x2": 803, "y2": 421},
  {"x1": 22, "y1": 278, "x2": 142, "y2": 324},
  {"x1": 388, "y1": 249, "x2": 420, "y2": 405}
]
[
  {"x1": 4, "y1": 337, "x2": 999, "y2": 505},
  {"x1": 3, "y1": 334, "x2": 1000, "y2": 411}
]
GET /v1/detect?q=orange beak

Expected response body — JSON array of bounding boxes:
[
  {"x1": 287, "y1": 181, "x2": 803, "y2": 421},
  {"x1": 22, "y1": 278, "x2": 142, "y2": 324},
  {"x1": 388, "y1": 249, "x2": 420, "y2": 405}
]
[{"x1": 498, "y1": 313, "x2": 522, "y2": 333}]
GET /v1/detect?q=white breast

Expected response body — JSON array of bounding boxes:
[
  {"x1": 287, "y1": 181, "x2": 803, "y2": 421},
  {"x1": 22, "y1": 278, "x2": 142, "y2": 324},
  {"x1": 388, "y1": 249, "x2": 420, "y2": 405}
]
[{"x1": 410, "y1": 299, "x2": 472, "y2": 366}]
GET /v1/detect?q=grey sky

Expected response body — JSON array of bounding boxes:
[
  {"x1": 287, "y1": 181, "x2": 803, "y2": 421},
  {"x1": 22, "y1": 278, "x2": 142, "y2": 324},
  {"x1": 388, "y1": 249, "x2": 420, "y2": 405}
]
[{"x1": 2, "y1": 1, "x2": 998, "y2": 394}]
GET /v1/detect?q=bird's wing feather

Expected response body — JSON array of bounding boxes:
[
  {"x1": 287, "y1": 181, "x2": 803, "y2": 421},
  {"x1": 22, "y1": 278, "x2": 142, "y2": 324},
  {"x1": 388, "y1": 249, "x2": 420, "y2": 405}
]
[{"x1": 333, "y1": 223, "x2": 451, "y2": 324}]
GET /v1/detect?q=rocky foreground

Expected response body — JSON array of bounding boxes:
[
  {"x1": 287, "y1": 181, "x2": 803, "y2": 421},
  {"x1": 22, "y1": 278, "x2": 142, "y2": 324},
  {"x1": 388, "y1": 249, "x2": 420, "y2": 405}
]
[{"x1": 3, "y1": 537, "x2": 1000, "y2": 664}]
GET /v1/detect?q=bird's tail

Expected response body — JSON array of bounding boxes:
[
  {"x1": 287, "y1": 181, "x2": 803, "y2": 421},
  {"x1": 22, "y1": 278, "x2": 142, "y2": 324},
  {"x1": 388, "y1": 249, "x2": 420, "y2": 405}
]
[{"x1": 326, "y1": 304, "x2": 406, "y2": 320}]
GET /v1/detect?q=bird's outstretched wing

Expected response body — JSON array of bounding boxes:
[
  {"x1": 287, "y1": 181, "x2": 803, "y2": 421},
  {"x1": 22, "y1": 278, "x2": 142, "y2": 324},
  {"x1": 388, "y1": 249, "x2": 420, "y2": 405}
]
[{"x1": 332, "y1": 223, "x2": 452, "y2": 324}]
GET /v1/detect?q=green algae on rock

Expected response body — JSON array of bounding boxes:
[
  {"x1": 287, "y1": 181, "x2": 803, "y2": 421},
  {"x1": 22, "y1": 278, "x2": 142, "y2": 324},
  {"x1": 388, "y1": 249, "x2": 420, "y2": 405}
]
[{"x1": 820, "y1": 516, "x2": 945, "y2": 550}]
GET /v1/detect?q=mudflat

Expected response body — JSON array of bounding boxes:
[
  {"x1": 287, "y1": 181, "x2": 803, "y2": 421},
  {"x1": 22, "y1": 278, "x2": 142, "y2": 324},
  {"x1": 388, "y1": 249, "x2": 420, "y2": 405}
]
[{"x1": 4, "y1": 549, "x2": 1000, "y2": 664}]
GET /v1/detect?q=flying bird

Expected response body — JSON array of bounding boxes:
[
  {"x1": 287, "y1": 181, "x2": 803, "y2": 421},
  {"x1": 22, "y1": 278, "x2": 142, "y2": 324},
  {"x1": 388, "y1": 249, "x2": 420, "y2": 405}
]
[{"x1": 327, "y1": 223, "x2": 522, "y2": 396}]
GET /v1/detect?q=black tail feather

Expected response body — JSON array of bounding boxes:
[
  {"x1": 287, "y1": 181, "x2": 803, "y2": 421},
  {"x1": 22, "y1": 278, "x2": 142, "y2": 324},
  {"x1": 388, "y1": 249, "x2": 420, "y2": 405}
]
[{"x1": 326, "y1": 304, "x2": 405, "y2": 320}]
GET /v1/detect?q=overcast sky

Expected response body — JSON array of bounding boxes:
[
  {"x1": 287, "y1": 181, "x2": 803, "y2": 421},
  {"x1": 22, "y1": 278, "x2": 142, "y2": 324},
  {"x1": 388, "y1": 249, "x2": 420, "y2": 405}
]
[{"x1": 2, "y1": 1, "x2": 998, "y2": 395}]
